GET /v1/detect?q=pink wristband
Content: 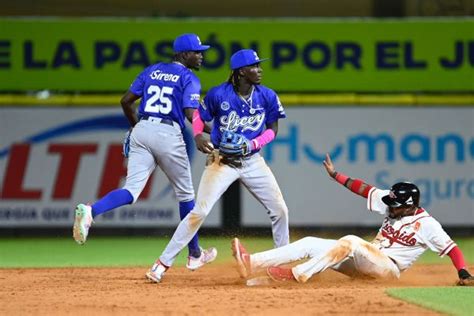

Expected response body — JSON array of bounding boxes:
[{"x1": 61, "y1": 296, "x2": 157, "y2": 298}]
[
  {"x1": 192, "y1": 110, "x2": 205, "y2": 137},
  {"x1": 251, "y1": 129, "x2": 275, "y2": 150}
]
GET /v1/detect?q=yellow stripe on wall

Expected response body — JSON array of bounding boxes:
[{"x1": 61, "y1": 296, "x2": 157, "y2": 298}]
[{"x1": 0, "y1": 94, "x2": 472, "y2": 106}]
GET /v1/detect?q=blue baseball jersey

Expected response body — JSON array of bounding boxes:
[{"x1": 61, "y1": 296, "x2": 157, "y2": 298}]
[
  {"x1": 199, "y1": 82, "x2": 286, "y2": 151},
  {"x1": 129, "y1": 62, "x2": 202, "y2": 129}
]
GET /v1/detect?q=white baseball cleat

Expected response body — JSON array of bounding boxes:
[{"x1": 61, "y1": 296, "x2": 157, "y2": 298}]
[
  {"x1": 73, "y1": 204, "x2": 93, "y2": 245},
  {"x1": 186, "y1": 247, "x2": 218, "y2": 271},
  {"x1": 146, "y1": 261, "x2": 168, "y2": 283},
  {"x1": 231, "y1": 238, "x2": 251, "y2": 278}
]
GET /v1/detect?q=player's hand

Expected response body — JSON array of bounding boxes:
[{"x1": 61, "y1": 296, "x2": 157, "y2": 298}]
[
  {"x1": 323, "y1": 153, "x2": 337, "y2": 178},
  {"x1": 195, "y1": 134, "x2": 214, "y2": 154},
  {"x1": 457, "y1": 276, "x2": 474, "y2": 286}
]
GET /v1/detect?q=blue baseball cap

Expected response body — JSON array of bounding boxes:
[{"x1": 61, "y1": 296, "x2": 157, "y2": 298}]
[
  {"x1": 173, "y1": 33, "x2": 210, "y2": 53},
  {"x1": 230, "y1": 49, "x2": 269, "y2": 70}
]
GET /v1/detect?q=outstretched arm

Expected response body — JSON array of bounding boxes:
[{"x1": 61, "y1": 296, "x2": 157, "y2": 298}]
[
  {"x1": 447, "y1": 246, "x2": 474, "y2": 286},
  {"x1": 323, "y1": 153, "x2": 373, "y2": 199}
]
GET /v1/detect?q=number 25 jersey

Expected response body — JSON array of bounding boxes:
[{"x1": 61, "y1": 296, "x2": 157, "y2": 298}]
[{"x1": 129, "y1": 62, "x2": 202, "y2": 130}]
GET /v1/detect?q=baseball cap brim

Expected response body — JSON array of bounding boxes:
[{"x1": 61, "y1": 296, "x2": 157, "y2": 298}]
[
  {"x1": 232, "y1": 58, "x2": 270, "y2": 70},
  {"x1": 175, "y1": 45, "x2": 210, "y2": 52},
  {"x1": 194, "y1": 45, "x2": 210, "y2": 51},
  {"x1": 382, "y1": 195, "x2": 403, "y2": 207},
  {"x1": 256, "y1": 58, "x2": 269, "y2": 63}
]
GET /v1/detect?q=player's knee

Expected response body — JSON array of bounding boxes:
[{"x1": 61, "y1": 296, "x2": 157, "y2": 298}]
[
  {"x1": 190, "y1": 201, "x2": 210, "y2": 221},
  {"x1": 188, "y1": 210, "x2": 206, "y2": 224},
  {"x1": 272, "y1": 204, "x2": 289, "y2": 221},
  {"x1": 340, "y1": 235, "x2": 362, "y2": 243},
  {"x1": 338, "y1": 235, "x2": 362, "y2": 250},
  {"x1": 323, "y1": 238, "x2": 354, "y2": 264}
]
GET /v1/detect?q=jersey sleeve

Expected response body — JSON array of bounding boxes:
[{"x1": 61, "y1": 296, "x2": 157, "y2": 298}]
[
  {"x1": 129, "y1": 67, "x2": 149, "y2": 96},
  {"x1": 367, "y1": 188, "x2": 389, "y2": 215},
  {"x1": 199, "y1": 87, "x2": 217, "y2": 122},
  {"x1": 265, "y1": 89, "x2": 286, "y2": 125},
  {"x1": 418, "y1": 217, "x2": 456, "y2": 257},
  {"x1": 182, "y1": 73, "x2": 202, "y2": 109}
]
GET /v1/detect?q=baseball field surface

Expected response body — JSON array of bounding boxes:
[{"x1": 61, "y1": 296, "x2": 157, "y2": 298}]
[{"x1": 1, "y1": 237, "x2": 473, "y2": 315}]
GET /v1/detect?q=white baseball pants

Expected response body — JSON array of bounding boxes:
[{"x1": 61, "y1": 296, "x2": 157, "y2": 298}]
[
  {"x1": 123, "y1": 120, "x2": 194, "y2": 203},
  {"x1": 160, "y1": 150, "x2": 290, "y2": 266},
  {"x1": 251, "y1": 235, "x2": 400, "y2": 282}
]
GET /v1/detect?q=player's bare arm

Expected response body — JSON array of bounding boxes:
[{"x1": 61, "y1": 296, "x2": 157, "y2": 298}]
[
  {"x1": 323, "y1": 153, "x2": 373, "y2": 198},
  {"x1": 267, "y1": 121, "x2": 278, "y2": 137},
  {"x1": 120, "y1": 91, "x2": 140, "y2": 127}
]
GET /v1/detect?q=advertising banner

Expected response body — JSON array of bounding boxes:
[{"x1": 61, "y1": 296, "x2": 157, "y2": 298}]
[
  {"x1": 1, "y1": 106, "x2": 472, "y2": 228},
  {"x1": 0, "y1": 108, "x2": 220, "y2": 227},
  {"x1": 243, "y1": 107, "x2": 474, "y2": 226},
  {"x1": 0, "y1": 18, "x2": 472, "y2": 92}
]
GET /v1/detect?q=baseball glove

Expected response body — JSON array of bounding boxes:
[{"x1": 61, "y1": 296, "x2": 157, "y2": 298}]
[{"x1": 219, "y1": 130, "x2": 252, "y2": 157}]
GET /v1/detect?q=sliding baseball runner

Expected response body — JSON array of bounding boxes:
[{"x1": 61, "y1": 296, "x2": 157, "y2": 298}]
[{"x1": 232, "y1": 153, "x2": 474, "y2": 286}]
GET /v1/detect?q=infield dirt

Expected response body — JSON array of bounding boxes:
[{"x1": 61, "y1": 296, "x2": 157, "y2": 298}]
[{"x1": 0, "y1": 264, "x2": 464, "y2": 315}]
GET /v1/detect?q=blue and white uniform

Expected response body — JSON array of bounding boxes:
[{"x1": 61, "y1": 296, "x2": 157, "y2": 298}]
[
  {"x1": 201, "y1": 82, "x2": 285, "y2": 150},
  {"x1": 159, "y1": 81, "x2": 290, "y2": 267},
  {"x1": 124, "y1": 62, "x2": 200, "y2": 202},
  {"x1": 74, "y1": 33, "x2": 213, "y2": 266},
  {"x1": 130, "y1": 62, "x2": 201, "y2": 130}
]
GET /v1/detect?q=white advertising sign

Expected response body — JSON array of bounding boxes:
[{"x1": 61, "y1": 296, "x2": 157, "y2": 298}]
[
  {"x1": 0, "y1": 108, "x2": 220, "y2": 227},
  {"x1": 1, "y1": 107, "x2": 473, "y2": 228},
  {"x1": 243, "y1": 107, "x2": 474, "y2": 226}
]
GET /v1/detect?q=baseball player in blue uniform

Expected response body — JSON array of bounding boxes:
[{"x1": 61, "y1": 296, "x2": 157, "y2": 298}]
[
  {"x1": 145, "y1": 49, "x2": 290, "y2": 283},
  {"x1": 73, "y1": 33, "x2": 217, "y2": 270}
]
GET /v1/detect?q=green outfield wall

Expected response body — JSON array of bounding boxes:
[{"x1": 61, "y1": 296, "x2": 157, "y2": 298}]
[{"x1": 0, "y1": 18, "x2": 472, "y2": 92}]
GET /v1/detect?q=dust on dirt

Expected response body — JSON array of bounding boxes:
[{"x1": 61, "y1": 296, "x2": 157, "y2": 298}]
[{"x1": 0, "y1": 264, "x2": 462, "y2": 315}]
